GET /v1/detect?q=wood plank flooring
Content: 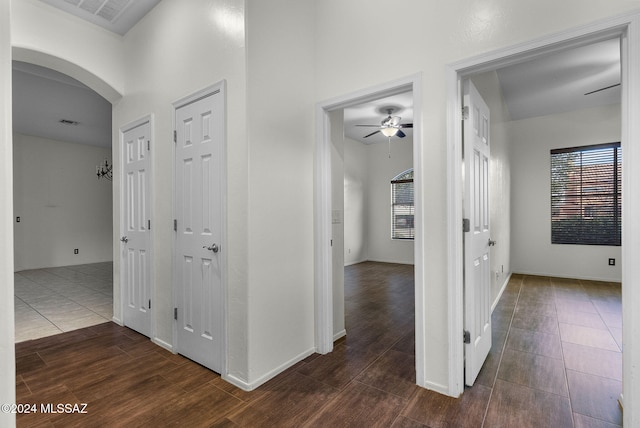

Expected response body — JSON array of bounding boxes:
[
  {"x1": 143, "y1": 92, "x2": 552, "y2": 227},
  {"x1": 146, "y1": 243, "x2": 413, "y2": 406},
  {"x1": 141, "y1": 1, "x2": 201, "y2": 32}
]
[{"x1": 15, "y1": 262, "x2": 622, "y2": 427}]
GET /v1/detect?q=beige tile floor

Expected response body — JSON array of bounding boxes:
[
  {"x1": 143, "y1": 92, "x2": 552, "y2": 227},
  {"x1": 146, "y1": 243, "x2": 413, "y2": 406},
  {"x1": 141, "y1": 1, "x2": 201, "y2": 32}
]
[{"x1": 14, "y1": 262, "x2": 113, "y2": 342}]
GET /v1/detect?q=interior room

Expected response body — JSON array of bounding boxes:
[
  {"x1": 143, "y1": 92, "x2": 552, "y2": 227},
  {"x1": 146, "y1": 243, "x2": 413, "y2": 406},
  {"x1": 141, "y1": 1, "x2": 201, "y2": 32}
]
[
  {"x1": 464, "y1": 36, "x2": 622, "y2": 425},
  {"x1": 12, "y1": 61, "x2": 114, "y2": 342},
  {"x1": 342, "y1": 93, "x2": 415, "y2": 266},
  {"x1": 1, "y1": 1, "x2": 638, "y2": 427},
  {"x1": 332, "y1": 91, "x2": 415, "y2": 338}
]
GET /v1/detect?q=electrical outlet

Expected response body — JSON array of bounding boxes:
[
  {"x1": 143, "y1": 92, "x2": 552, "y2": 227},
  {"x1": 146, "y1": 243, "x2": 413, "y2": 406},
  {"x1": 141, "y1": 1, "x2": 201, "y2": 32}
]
[
  {"x1": 609, "y1": 258, "x2": 615, "y2": 266},
  {"x1": 74, "y1": 249, "x2": 79, "y2": 255}
]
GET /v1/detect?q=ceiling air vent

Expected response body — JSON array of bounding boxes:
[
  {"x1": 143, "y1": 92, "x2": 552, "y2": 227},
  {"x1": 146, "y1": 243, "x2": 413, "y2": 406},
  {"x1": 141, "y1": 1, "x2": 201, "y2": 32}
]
[
  {"x1": 63, "y1": 0, "x2": 132, "y2": 23},
  {"x1": 41, "y1": 0, "x2": 160, "y2": 35}
]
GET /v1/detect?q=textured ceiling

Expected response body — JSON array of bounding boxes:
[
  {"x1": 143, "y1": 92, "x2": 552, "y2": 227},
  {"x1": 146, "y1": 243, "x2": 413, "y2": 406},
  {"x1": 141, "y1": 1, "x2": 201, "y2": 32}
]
[
  {"x1": 13, "y1": 0, "x2": 163, "y2": 147},
  {"x1": 344, "y1": 37, "x2": 621, "y2": 145},
  {"x1": 496, "y1": 37, "x2": 621, "y2": 120},
  {"x1": 12, "y1": 61, "x2": 112, "y2": 148}
]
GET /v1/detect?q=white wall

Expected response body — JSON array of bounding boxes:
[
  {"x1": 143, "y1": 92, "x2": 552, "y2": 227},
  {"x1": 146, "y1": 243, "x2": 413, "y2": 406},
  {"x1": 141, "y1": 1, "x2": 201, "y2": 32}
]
[
  {"x1": 471, "y1": 72, "x2": 512, "y2": 304},
  {"x1": 511, "y1": 104, "x2": 622, "y2": 281},
  {"x1": 344, "y1": 137, "x2": 368, "y2": 265},
  {"x1": 245, "y1": 0, "x2": 316, "y2": 385},
  {"x1": 0, "y1": 1, "x2": 15, "y2": 426},
  {"x1": 366, "y1": 138, "x2": 414, "y2": 264},
  {"x1": 344, "y1": 137, "x2": 414, "y2": 266},
  {"x1": 13, "y1": 134, "x2": 113, "y2": 271},
  {"x1": 11, "y1": 0, "x2": 124, "y2": 102}
]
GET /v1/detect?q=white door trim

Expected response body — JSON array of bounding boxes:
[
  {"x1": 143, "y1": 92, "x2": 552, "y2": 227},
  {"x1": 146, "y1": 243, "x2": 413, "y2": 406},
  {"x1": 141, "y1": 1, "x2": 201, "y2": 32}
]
[
  {"x1": 171, "y1": 80, "x2": 228, "y2": 376},
  {"x1": 445, "y1": 11, "x2": 640, "y2": 426},
  {"x1": 314, "y1": 73, "x2": 426, "y2": 386},
  {"x1": 119, "y1": 114, "x2": 154, "y2": 338}
]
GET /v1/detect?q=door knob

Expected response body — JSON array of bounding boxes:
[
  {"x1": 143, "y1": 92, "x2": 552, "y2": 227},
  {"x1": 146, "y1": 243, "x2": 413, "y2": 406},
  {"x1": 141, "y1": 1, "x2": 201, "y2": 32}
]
[
  {"x1": 120, "y1": 236, "x2": 128, "y2": 243},
  {"x1": 488, "y1": 239, "x2": 496, "y2": 246},
  {"x1": 203, "y1": 243, "x2": 219, "y2": 253}
]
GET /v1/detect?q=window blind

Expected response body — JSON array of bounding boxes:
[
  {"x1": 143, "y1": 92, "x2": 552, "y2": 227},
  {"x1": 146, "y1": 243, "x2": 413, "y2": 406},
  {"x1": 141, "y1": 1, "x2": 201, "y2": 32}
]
[
  {"x1": 550, "y1": 142, "x2": 621, "y2": 246},
  {"x1": 391, "y1": 169, "x2": 414, "y2": 240}
]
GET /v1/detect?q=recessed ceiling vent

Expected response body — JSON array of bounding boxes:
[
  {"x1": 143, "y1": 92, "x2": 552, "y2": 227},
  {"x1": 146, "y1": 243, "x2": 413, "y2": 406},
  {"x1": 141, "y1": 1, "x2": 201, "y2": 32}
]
[
  {"x1": 59, "y1": 119, "x2": 80, "y2": 126},
  {"x1": 40, "y1": 0, "x2": 161, "y2": 35},
  {"x1": 63, "y1": 0, "x2": 131, "y2": 23}
]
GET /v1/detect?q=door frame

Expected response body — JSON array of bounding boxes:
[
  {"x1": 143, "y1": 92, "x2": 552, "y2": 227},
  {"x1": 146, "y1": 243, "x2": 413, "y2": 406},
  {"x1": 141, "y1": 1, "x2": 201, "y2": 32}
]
[
  {"x1": 119, "y1": 114, "x2": 154, "y2": 337},
  {"x1": 445, "y1": 11, "x2": 640, "y2": 422},
  {"x1": 314, "y1": 73, "x2": 426, "y2": 386},
  {"x1": 171, "y1": 80, "x2": 228, "y2": 375}
]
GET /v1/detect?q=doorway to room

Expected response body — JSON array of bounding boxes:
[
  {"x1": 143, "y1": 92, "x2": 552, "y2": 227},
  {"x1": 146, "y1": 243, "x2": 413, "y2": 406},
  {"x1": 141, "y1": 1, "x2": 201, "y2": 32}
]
[
  {"x1": 461, "y1": 59, "x2": 623, "y2": 422},
  {"x1": 315, "y1": 74, "x2": 426, "y2": 386},
  {"x1": 12, "y1": 60, "x2": 114, "y2": 342},
  {"x1": 446, "y1": 16, "x2": 635, "y2": 418},
  {"x1": 337, "y1": 91, "x2": 416, "y2": 384}
]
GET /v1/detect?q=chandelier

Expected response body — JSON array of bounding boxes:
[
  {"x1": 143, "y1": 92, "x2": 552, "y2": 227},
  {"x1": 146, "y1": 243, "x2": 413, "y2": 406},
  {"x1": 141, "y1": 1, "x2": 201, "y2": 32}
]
[{"x1": 96, "y1": 158, "x2": 113, "y2": 181}]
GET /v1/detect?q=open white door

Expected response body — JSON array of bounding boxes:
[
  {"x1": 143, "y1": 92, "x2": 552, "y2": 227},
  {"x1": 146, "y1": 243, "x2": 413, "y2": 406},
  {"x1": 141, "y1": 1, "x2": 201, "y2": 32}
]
[
  {"x1": 121, "y1": 119, "x2": 152, "y2": 337},
  {"x1": 174, "y1": 85, "x2": 224, "y2": 374},
  {"x1": 463, "y1": 79, "x2": 492, "y2": 386}
]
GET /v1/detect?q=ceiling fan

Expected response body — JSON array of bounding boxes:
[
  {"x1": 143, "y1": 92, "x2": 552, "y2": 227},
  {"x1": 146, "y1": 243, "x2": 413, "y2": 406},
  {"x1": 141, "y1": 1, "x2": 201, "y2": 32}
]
[{"x1": 356, "y1": 108, "x2": 413, "y2": 139}]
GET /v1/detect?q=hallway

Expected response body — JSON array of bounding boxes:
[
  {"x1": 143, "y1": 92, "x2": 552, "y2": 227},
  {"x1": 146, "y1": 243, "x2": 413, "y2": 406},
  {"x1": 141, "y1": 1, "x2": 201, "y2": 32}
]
[{"x1": 15, "y1": 262, "x2": 622, "y2": 426}]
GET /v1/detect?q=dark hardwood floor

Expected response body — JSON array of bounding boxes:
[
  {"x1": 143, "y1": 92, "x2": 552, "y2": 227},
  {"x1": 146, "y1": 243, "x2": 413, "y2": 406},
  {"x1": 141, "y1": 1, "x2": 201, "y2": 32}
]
[{"x1": 15, "y1": 262, "x2": 622, "y2": 427}]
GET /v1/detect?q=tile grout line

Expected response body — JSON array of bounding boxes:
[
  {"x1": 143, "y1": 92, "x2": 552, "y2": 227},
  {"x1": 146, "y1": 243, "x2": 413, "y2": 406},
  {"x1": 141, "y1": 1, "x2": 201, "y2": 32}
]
[
  {"x1": 553, "y1": 277, "x2": 576, "y2": 428},
  {"x1": 481, "y1": 275, "x2": 523, "y2": 428}
]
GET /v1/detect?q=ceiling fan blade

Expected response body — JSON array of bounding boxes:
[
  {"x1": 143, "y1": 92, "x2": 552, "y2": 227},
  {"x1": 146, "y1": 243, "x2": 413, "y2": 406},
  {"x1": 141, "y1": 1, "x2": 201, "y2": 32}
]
[
  {"x1": 584, "y1": 83, "x2": 620, "y2": 95},
  {"x1": 396, "y1": 130, "x2": 406, "y2": 138},
  {"x1": 363, "y1": 130, "x2": 381, "y2": 138},
  {"x1": 399, "y1": 123, "x2": 413, "y2": 128}
]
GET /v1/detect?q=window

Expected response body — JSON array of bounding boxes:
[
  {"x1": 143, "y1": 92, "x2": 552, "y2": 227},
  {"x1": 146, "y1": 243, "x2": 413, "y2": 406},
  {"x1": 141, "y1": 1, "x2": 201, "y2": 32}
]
[
  {"x1": 391, "y1": 169, "x2": 414, "y2": 240},
  {"x1": 550, "y1": 142, "x2": 621, "y2": 246}
]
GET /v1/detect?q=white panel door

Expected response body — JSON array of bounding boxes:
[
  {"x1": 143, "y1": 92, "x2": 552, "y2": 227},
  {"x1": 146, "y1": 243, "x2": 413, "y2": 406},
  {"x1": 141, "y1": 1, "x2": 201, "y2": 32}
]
[
  {"x1": 174, "y1": 88, "x2": 224, "y2": 373},
  {"x1": 121, "y1": 120, "x2": 152, "y2": 337},
  {"x1": 463, "y1": 79, "x2": 492, "y2": 386}
]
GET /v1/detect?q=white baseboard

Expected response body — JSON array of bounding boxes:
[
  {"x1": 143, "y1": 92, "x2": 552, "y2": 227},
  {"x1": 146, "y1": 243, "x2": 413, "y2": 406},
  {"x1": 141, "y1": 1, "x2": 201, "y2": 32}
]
[
  {"x1": 492, "y1": 272, "x2": 512, "y2": 312},
  {"x1": 222, "y1": 347, "x2": 317, "y2": 392},
  {"x1": 512, "y1": 269, "x2": 621, "y2": 283},
  {"x1": 111, "y1": 316, "x2": 123, "y2": 326},
  {"x1": 420, "y1": 380, "x2": 452, "y2": 397},
  {"x1": 344, "y1": 259, "x2": 367, "y2": 267},
  {"x1": 222, "y1": 373, "x2": 252, "y2": 391},
  {"x1": 357, "y1": 258, "x2": 415, "y2": 266},
  {"x1": 152, "y1": 337, "x2": 173, "y2": 353},
  {"x1": 334, "y1": 329, "x2": 346, "y2": 341}
]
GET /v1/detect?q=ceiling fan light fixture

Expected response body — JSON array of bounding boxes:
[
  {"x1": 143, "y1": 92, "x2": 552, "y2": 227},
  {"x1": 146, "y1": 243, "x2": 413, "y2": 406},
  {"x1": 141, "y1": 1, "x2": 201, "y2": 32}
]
[{"x1": 381, "y1": 127, "x2": 398, "y2": 137}]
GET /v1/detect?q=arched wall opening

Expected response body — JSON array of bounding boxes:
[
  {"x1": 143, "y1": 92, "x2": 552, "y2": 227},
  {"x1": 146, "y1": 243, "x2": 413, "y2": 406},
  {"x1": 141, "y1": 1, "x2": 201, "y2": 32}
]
[
  {"x1": 11, "y1": 47, "x2": 121, "y2": 340},
  {"x1": 12, "y1": 47, "x2": 122, "y2": 104}
]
